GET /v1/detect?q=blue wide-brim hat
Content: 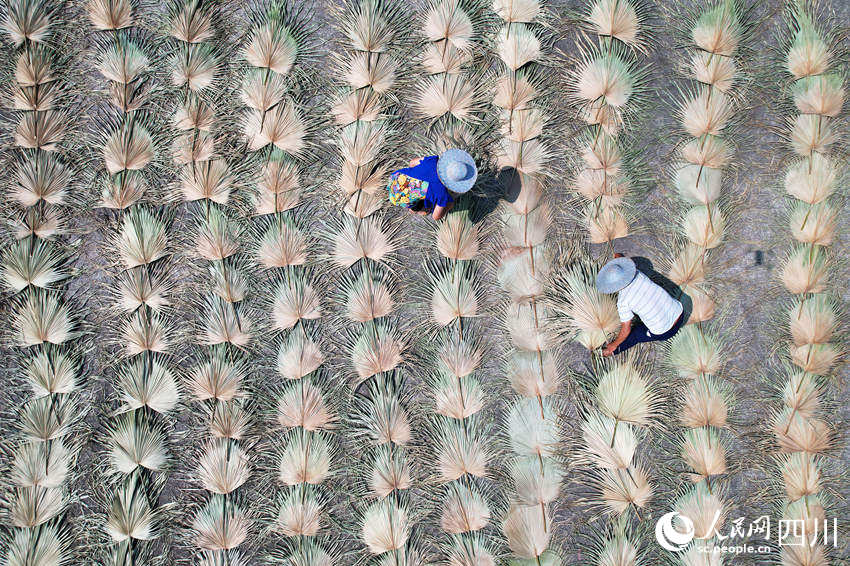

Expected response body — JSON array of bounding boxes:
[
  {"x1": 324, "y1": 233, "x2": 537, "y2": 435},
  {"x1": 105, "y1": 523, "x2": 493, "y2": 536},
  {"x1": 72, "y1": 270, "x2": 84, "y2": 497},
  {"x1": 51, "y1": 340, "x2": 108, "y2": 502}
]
[
  {"x1": 437, "y1": 149, "x2": 477, "y2": 194},
  {"x1": 597, "y1": 257, "x2": 637, "y2": 294}
]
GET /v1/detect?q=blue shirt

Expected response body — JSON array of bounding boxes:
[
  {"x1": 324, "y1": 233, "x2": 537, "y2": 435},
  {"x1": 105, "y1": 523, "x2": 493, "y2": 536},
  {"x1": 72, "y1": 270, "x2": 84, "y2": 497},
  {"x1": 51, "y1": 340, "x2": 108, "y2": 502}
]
[{"x1": 394, "y1": 155, "x2": 453, "y2": 210}]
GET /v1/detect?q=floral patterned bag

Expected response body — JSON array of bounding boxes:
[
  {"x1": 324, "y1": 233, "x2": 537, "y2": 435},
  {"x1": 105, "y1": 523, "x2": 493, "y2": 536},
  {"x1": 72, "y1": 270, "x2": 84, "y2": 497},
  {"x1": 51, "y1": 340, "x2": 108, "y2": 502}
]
[{"x1": 387, "y1": 172, "x2": 429, "y2": 208}]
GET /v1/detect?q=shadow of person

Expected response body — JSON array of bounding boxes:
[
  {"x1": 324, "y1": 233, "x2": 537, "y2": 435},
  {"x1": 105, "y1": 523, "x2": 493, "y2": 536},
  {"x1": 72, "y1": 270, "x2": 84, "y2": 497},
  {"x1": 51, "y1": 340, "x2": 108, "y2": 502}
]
[
  {"x1": 631, "y1": 256, "x2": 694, "y2": 323},
  {"x1": 458, "y1": 166, "x2": 519, "y2": 223}
]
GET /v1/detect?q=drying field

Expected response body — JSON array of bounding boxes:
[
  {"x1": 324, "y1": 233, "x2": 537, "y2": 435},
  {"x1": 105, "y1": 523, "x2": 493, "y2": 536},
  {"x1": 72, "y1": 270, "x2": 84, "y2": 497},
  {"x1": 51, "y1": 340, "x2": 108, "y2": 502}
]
[{"x1": 1, "y1": 0, "x2": 849, "y2": 565}]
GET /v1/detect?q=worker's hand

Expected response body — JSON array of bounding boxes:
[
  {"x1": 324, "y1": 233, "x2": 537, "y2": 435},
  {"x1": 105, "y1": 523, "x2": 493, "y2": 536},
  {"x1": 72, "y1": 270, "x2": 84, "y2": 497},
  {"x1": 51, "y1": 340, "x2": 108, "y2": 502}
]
[
  {"x1": 602, "y1": 344, "x2": 616, "y2": 357},
  {"x1": 409, "y1": 157, "x2": 423, "y2": 167}
]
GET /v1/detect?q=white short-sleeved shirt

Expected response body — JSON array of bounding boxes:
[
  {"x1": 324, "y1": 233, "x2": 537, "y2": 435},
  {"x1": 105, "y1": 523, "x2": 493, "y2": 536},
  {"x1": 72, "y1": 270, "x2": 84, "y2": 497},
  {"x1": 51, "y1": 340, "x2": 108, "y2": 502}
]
[{"x1": 617, "y1": 271, "x2": 683, "y2": 334}]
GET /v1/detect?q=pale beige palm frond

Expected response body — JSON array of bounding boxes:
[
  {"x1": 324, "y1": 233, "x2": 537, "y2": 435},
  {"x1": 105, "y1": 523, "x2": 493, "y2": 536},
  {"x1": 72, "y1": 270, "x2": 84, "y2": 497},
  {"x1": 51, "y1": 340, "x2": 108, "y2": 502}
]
[{"x1": 88, "y1": 0, "x2": 132, "y2": 31}]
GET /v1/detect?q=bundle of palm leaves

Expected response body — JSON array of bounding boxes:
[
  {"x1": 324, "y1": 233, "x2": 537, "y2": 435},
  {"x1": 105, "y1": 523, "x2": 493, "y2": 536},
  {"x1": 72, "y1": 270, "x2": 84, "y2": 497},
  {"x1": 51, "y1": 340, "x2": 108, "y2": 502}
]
[
  {"x1": 1, "y1": 2, "x2": 83, "y2": 563},
  {"x1": 566, "y1": 0, "x2": 650, "y2": 246},
  {"x1": 771, "y1": 6, "x2": 843, "y2": 564}
]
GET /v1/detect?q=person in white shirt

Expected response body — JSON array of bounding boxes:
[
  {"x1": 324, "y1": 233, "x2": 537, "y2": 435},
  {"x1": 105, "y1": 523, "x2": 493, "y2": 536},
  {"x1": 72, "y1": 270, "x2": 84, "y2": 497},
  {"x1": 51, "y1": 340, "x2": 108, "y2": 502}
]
[{"x1": 597, "y1": 254, "x2": 684, "y2": 356}]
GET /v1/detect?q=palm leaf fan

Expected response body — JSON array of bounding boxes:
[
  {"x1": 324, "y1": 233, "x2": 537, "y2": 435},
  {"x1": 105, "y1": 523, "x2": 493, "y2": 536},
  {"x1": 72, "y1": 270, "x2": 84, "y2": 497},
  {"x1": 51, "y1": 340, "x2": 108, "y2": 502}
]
[
  {"x1": 681, "y1": 427, "x2": 727, "y2": 482},
  {"x1": 780, "y1": 244, "x2": 828, "y2": 294},
  {"x1": 332, "y1": 88, "x2": 382, "y2": 126},
  {"x1": 279, "y1": 429, "x2": 331, "y2": 485},
  {"x1": 790, "y1": 342, "x2": 839, "y2": 376},
  {"x1": 680, "y1": 376, "x2": 728, "y2": 428},
  {"x1": 582, "y1": 410, "x2": 636, "y2": 469},
  {"x1": 423, "y1": 41, "x2": 470, "y2": 74},
  {"x1": 193, "y1": 495, "x2": 249, "y2": 550},
  {"x1": 496, "y1": 138, "x2": 548, "y2": 176},
  {"x1": 103, "y1": 121, "x2": 155, "y2": 174},
  {"x1": 101, "y1": 171, "x2": 146, "y2": 209},
  {"x1": 25, "y1": 349, "x2": 78, "y2": 397},
  {"x1": 772, "y1": 408, "x2": 831, "y2": 454},
  {"x1": 595, "y1": 357, "x2": 658, "y2": 426},
  {"x1": 107, "y1": 411, "x2": 168, "y2": 473},
  {"x1": 435, "y1": 418, "x2": 488, "y2": 481},
  {"x1": 15, "y1": 206, "x2": 61, "y2": 240},
  {"x1": 505, "y1": 301, "x2": 553, "y2": 352},
  {"x1": 506, "y1": 350, "x2": 560, "y2": 398},
  {"x1": 439, "y1": 333, "x2": 483, "y2": 377},
  {"x1": 493, "y1": 70, "x2": 538, "y2": 111},
  {"x1": 209, "y1": 401, "x2": 250, "y2": 440},
  {"x1": 595, "y1": 464, "x2": 652, "y2": 514},
  {"x1": 675, "y1": 482, "x2": 726, "y2": 540},
  {"x1": 425, "y1": 0, "x2": 473, "y2": 49},
  {"x1": 99, "y1": 39, "x2": 148, "y2": 84},
  {"x1": 276, "y1": 486, "x2": 323, "y2": 537},
  {"x1": 690, "y1": 51, "x2": 736, "y2": 92},
  {"x1": 574, "y1": 166, "x2": 629, "y2": 203},
  {"x1": 171, "y1": 0, "x2": 214, "y2": 43},
  {"x1": 277, "y1": 331, "x2": 324, "y2": 380},
  {"x1": 498, "y1": 246, "x2": 548, "y2": 303},
  {"x1": 433, "y1": 368, "x2": 484, "y2": 418},
  {"x1": 121, "y1": 296, "x2": 169, "y2": 351},
  {"x1": 784, "y1": 153, "x2": 836, "y2": 205},
  {"x1": 494, "y1": 0, "x2": 540, "y2": 23},
  {"x1": 277, "y1": 378, "x2": 335, "y2": 430},
  {"x1": 669, "y1": 324, "x2": 722, "y2": 378},
  {"x1": 256, "y1": 216, "x2": 308, "y2": 269},
  {"x1": 14, "y1": 76, "x2": 58, "y2": 111},
  {"x1": 573, "y1": 52, "x2": 635, "y2": 109},
  {"x1": 343, "y1": 269, "x2": 395, "y2": 323},
  {"x1": 510, "y1": 455, "x2": 563, "y2": 506},
  {"x1": 547, "y1": 259, "x2": 620, "y2": 350},
  {"x1": 792, "y1": 74, "x2": 844, "y2": 117},
  {"x1": 332, "y1": 216, "x2": 395, "y2": 268},
  {"x1": 3, "y1": 239, "x2": 65, "y2": 292},
  {"x1": 507, "y1": 397, "x2": 559, "y2": 458},
  {"x1": 108, "y1": 261, "x2": 167, "y2": 314},
  {"x1": 244, "y1": 19, "x2": 298, "y2": 74},
  {"x1": 586, "y1": 201, "x2": 629, "y2": 244},
  {"x1": 15, "y1": 45, "x2": 54, "y2": 87},
  {"x1": 358, "y1": 385, "x2": 410, "y2": 446},
  {"x1": 197, "y1": 439, "x2": 250, "y2": 494},
  {"x1": 181, "y1": 159, "x2": 232, "y2": 204},
  {"x1": 188, "y1": 353, "x2": 246, "y2": 402},
  {"x1": 88, "y1": 0, "x2": 132, "y2": 30},
  {"x1": 503, "y1": 203, "x2": 550, "y2": 248},
  {"x1": 789, "y1": 114, "x2": 835, "y2": 157},
  {"x1": 441, "y1": 483, "x2": 490, "y2": 533},
  {"x1": 590, "y1": 527, "x2": 638, "y2": 566},
  {"x1": 496, "y1": 23, "x2": 540, "y2": 71},
  {"x1": 3, "y1": 0, "x2": 51, "y2": 46},
  {"x1": 14, "y1": 291, "x2": 74, "y2": 346},
  {"x1": 244, "y1": 100, "x2": 306, "y2": 154},
  {"x1": 272, "y1": 275, "x2": 321, "y2": 330},
  {"x1": 256, "y1": 157, "x2": 301, "y2": 214},
  {"x1": 339, "y1": 120, "x2": 386, "y2": 166},
  {"x1": 417, "y1": 73, "x2": 478, "y2": 121},
  {"x1": 787, "y1": 8, "x2": 829, "y2": 79},
  {"x1": 208, "y1": 261, "x2": 248, "y2": 304},
  {"x1": 240, "y1": 68, "x2": 287, "y2": 111},
  {"x1": 340, "y1": 158, "x2": 388, "y2": 201},
  {"x1": 106, "y1": 475, "x2": 154, "y2": 542},
  {"x1": 669, "y1": 243, "x2": 705, "y2": 286},
  {"x1": 202, "y1": 296, "x2": 252, "y2": 347},
  {"x1": 681, "y1": 204, "x2": 724, "y2": 249},
  {"x1": 117, "y1": 356, "x2": 180, "y2": 413},
  {"x1": 503, "y1": 504, "x2": 551, "y2": 560},
  {"x1": 781, "y1": 371, "x2": 821, "y2": 418},
  {"x1": 501, "y1": 107, "x2": 545, "y2": 143},
  {"x1": 172, "y1": 43, "x2": 218, "y2": 92},
  {"x1": 681, "y1": 134, "x2": 732, "y2": 169},
  {"x1": 12, "y1": 150, "x2": 69, "y2": 207},
  {"x1": 18, "y1": 396, "x2": 75, "y2": 441},
  {"x1": 674, "y1": 163, "x2": 722, "y2": 205},
  {"x1": 779, "y1": 452, "x2": 821, "y2": 501},
  {"x1": 362, "y1": 500, "x2": 409, "y2": 554},
  {"x1": 436, "y1": 210, "x2": 479, "y2": 260},
  {"x1": 6, "y1": 524, "x2": 66, "y2": 566},
  {"x1": 586, "y1": 0, "x2": 642, "y2": 48},
  {"x1": 691, "y1": 0, "x2": 741, "y2": 56},
  {"x1": 15, "y1": 110, "x2": 66, "y2": 151},
  {"x1": 117, "y1": 207, "x2": 167, "y2": 268},
  {"x1": 789, "y1": 295, "x2": 836, "y2": 347},
  {"x1": 195, "y1": 207, "x2": 239, "y2": 261},
  {"x1": 12, "y1": 440, "x2": 69, "y2": 488},
  {"x1": 175, "y1": 97, "x2": 215, "y2": 131},
  {"x1": 681, "y1": 88, "x2": 733, "y2": 138},
  {"x1": 344, "y1": 0, "x2": 395, "y2": 52},
  {"x1": 344, "y1": 51, "x2": 396, "y2": 93},
  {"x1": 431, "y1": 266, "x2": 479, "y2": 326},
  {"x1": 370, "y1": 444, "x2": 411, "y2": 496},
  {"x1": 790, "y1": 201, "x2": 837, "y2": 246}
]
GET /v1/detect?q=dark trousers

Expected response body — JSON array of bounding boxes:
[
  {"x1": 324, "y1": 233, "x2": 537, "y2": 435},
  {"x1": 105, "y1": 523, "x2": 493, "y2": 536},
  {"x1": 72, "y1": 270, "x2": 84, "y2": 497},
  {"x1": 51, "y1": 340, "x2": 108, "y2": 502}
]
[{"x1": 613, "y1": 314, "x2": 685, "y2": 355}]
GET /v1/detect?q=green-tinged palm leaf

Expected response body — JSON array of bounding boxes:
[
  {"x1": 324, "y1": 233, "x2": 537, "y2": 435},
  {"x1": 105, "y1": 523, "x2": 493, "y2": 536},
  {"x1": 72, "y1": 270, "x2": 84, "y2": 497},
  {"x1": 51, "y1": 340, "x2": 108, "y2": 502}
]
[
  {"x1": 669, "y1": 324, "x2": 722, "y2": 379},
  {"x1": 547, "y1": 259, "x2": 620, "y2": 350},
  {"x1": 12, "y1": 440, "x2": 69, "y2": 488},
  {"x1": 789, "y1": 201, "x2": 837, "y2": 247},
  {"x1": 116, "y1": 267, "x2": 169, "y2": 312},
  {"x1": 435, "y1": 418, "x2": 488, "y2": 481},
  {"x1": 15, "y1": 110, "x2": 66, "y2": 151},
  {"x1": 3, "y1": 0, "x2": 51, "y2": 46},
  {"x1": 779, "y1": 452, "x2": 821, "y2": 501},
  {"x1": 101, "y1": 170, "x2": 146, "y2": 209},
  {"x1": 106, "y1": 474, "x2": 156, "y2": 542},
  {"x1": 117, "y1": 356, "x2": 180, "y2": 413},
  {"x1": 789, "y1": 113, "x2": 835, "y2": 157},
  {"x1": 202, "y1": 295, "x2": 252, "y2": 347},
  {"x1": 107, "y1": 411, "x2": 168, "y2": 473},
  {"x1": 496, "y1": 23, "x2": 540, "y2": 71},
  {"x1": 197, "y1": 438, "x2": 250, "y2": 494},
  {"x1": 681, "y1": 204, "x2": 724, "y2": 249},
  {"x1": 784, "y1": 153, "x2": 836, "y2": 205},
  {"x1": 189, "y1": 352, "x2": 246, "y2": 402},
  {"x1": 692, "y1": 0, "x2": 741, "y2": 56},
  {"x1": 244, "y1": 20, "x2": 298, "y2": 74},
  {"x1": 441, "y1": 482, "x2": 490, "y2": 533},
  {"x1": 171, "y1": 0, "x2": 214, "y2": 43},
  {"x1": 494, "y1": 0, "x2": 539, "y2": 23},
  {"x1": 279, "y1": 429, "x2": 331, "y2": 485},
  {"x1": 196, "y1": 206, "x2": 239, "y2": 261},
  {"x1": 6, "y1": 523, "x2": 65, "y2": 566},
  {"x1": 438, "y1": 334, "x2": 482, "y2": 378},
  {"x1": 357, "y1": 384, "x2": 410, "y2": 446},
  {"x1": 194, "y1": 494, "x2": 249, "y2": 551},
  {"x1": 244, "y1": 101, "x2": 306, "y2": 154},
  {"x1": 573, "y1": 52, "x2": 634, "y2": 110},
  {"x1": 210, "y1": 401, "x2": 250, "y2": 440},
  {"x1": 674, "y1": 163, "x2": 722, "y2": 205},
  {"x1": 172, "y1": 43, "x2": 217, "y2": 92},
  {"x1": 12, "y1": 150, "x2": 69, "y2": 206},
  {"x1": 781, "y1": 244, "x2": 828, "y2": 295},
  {"x1": 277, "y1": 378, "x2": 335, "y2": 430},
  {"x1": 332, "y1": 216, "x2": 395, "y2": 268},
  {"x1": 507, "y1": 397, "x2": 559, "y2": 458},
  {"x1": 425, "y1": 0, "x2": 473, "y2": 48},
  {"x1": 362, "y1": 500, "x2": 409, "y2": 554},
  {"x1": 676, "y1": 483, "x2": 726, "y2": 540},
  {"x1": 351, "y1": 322, "x2": 403, "y2": 378},
  {"x1": 681, "y1": 376, "x2": 728, "y2": 429},
  {"x1": 11, "y1": 486, "x2": 63, "y2": 528},
  {"x1": 582, "y1": 410, "x2": 635, "y2": 469},
  {"x1": 240, "y1": 68, "x2": 287, "y2": 111},
  {"x1": 595, "y1": 357, "x2": 659, "y2": 426},
  {"x1": 208, "y1": 261, "x2": 246, "y2": 305},
  {"x1": 344, "y1": 51, "x2": 397, "y2": 93},
  {"x1": 446, "y1": 533, "x2": 497, "y2": 566},
  {"x1": 506, "y1": 350, "x2": 560, "y2": 398},
  {"x1": 277, "y1": 330, "x2": 323, "y2": 380},
  {"x1": 787, "y1": 8, "x2": 829, "y2": 79},
  {"x1": 88, "y1": 0, "x2": 132, "y2": 30},
  {"x1": 587, "y1": 0, "x2": 643, "y2": 47},
  {"x1": 3, "y1": 239, "x2": 65, "y2": 292},
  {"x1": 18, "y1": 396, "x2": 75, "y2": 441},
  {"x1": 589, "y1": 527, "x2": 637, "y2": 566},
  {"x1": 681, "y1": 427, "x2": 727, "y2": 482},
  {"x1": 370, "y1": 444, "x2": 411, "y2": 497},
  {"x1": 25, "y1": 349, "x2": 77, "y2": 397},
  {"x1": 680, "y1": 88, "x2": 732, "y2": 138},
  {"x1": 272, "y1": 275, "x2": 321, "y2": 330},
  {"x1": 122, "y1": 309, "x2": 169, "y2": 355},
  {"x1": 783, "y1": 371, "x2": 821, "y2": 419},
  {"x1": 503, "y1": 504, "x2": 550, "y2": 560},
  {"x1": 276, "y1": 485, "x2": 323, "y2": 537},
  {"x1": 181, "y1": 159, "x2": 232, "y2": 204},
  {"x1": 790, "y1": 295, "x2": 836, "y2": 347},
  {"x1": 103, "y1": 122, "x2": 154, "y2": 175},
  {"x1": 15, "y1": 290, "x2": 75, "y2": 346},
  {"x1": 690, "y1": 51, "x2": 736, "y2": 92},
  {"x1": 511, "y1": 455, "x2": 563, "y2": 506},
  {"x1": 99, "y1": 39, "x2": 148, "y2": 84},
  {"x1": 792, "y1": 74, "x2": 844, "y2": 117}
]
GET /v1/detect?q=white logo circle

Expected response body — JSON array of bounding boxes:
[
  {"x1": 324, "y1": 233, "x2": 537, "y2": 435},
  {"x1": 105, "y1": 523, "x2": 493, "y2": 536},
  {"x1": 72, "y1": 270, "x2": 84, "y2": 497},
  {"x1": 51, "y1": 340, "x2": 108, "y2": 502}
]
[{"x1": 655, "y1": 511, "x2": 695, "y2": 552}]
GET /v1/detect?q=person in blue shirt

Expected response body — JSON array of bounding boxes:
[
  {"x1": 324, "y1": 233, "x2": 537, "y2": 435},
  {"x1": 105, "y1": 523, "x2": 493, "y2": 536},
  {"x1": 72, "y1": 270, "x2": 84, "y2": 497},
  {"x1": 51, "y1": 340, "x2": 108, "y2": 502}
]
[{"x1": 389, "y1": 149, "x2": 478, "y2": 220}]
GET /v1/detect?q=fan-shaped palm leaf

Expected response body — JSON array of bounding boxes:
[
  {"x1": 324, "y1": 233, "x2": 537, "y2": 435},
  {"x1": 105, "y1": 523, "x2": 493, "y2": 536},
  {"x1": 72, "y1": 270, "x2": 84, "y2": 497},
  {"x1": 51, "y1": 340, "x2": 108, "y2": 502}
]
[
  {"x1": 362, "y1": 500, "x2": 409, "y2": 554},
  {"x1": 692, "y1": 0, "x2": 741, "y2": 56},
  {"x1": 103, "y1": 122, "x2": 154, "y2": 174},
  {"x1": 244, "y1": 20, "x2": 298, "y2": 74},
  {"x1": 88, "y1": 0, "x2": 132, "y2": 30},
  {"x1": 197, "y1": 439, "x2": 250, "y2": 494},
  {"x1": 193, "y1": 495, "x2": 249, "y2": 550},
  {"x1": 15, "y1": 291, "x2": 74, "y2": 346},
  {"x1": 441, "y1": 483, "x2": 490, "y2": 533},
  {"x1": 503, "y1": 504, "x2": 550, "y2": 560},
  {"x1": 277, "y1": 331, "x2": 324, "y2": 380},
  {"x1": 12, "y1": 151, "x2": 69, "y2": 207}
]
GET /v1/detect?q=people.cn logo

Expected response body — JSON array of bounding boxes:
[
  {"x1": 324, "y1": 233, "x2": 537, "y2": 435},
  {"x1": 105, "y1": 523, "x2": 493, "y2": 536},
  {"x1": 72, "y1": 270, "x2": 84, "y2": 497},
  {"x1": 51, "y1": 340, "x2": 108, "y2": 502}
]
[{"x1": 655, "y1": 512, "x2": 696, "y2": 552}]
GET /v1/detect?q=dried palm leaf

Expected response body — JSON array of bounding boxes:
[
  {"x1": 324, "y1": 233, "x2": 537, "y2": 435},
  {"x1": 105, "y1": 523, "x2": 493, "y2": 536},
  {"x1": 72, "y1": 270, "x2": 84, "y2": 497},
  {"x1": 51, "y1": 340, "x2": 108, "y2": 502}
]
[
  {"x1": 425, "y1": 0, "x2": 473, "y2": 49},
  {"x1": 433, "y1": 210, "x2": 481, "y2": 262},
  {"x1": 510, "y1": 455, "x2": 562, "y2": 508},
  {"x1": 362, "y1": 500, "x2": 408, "y2": 554},
  {"x1": 202, "y1": 296, "x2": 251, "y2": 347},
  {"x1": 506, "y1": 350, "x2": 560, "y2": 398},
  {"x1": 787, "y1": 10, "x2": 829, "y2": 79},
  {"x1": 496, "y1": 138, "x2": 548, "y2": 176},
  {"x1": 15, "y1": 291, "x2": 74, "y2": 346},
  {"x1": 197, "y1": 439, "x2": 250, "y2": 494},
  {"x1": 340, "y1": 159, "x2": 388, "y2": 199},
  {"x1": 548, "y1": 259, "x2": 620, "y2": 350},
  {"x1": 685, "y1": 283, "x2": 715, "y2": 324},
  {"x1": 682, "y1": 135, "x2": 732, "y2": 169},
  {"x1": 245, "y1": 20, "x2": 297, "y2": 74},
  {"x1": 117, "y1": 357, "x2": 179, "y2": 413},
  {"x1": 107, "y1": 411, "x2": 168, "y2": 473},
  {"x1": 359, "y1": 386, "x2": 410, "y2": 446},
  {"x1": 343, "y1": 270, "x2": 395, "y2": 323},
  {"x1": 244, "y1": 101, "x2": 306, "y2": 154},
  {"x1": 175, "y1": 97, "x2": 215, "y2": 132},
  {"x1": 4, "y1": 0, "x2": 51, "y2": 46},
  {"x1": 498, "y1": 245, "x2": 547, "y2": 302},
  {"x1": 12, "y1": 152, "x2": 69, "y2": 207},
  {"x1": 332, "y1": 89, "x2": 382, "y2": 126},
  {"x1": 790, "y1": 343, "x2": 839, "y2": 376},
  {"x1": 272, "y1": 276, "x2": 321, "y2": 330},
  {"x1": 596, "y1": 358, "x2": 658, "y2": 426},
  {"x1": 344, "y1": 0, "x2": 394, "y2": 51},
  {"x1": 194, "y1": 495, "x2": 249, "y2": 550},
  {"x1": 13, "y1": 79, "x2": 57, "y2": 111},
  {"x1": 676, "y1": 483, "x2": 725, "y2": 540},
  {"x1": 416, "y1": 73, "x2": 478, "y2": 121},
  {"x1": 790, "y1": 295, "x2": 836, "y2": 347},
  {"x1": 669, "y1": 244, "x2": 705, "y2": 286},
  {"x1": 793, "y1": 74, "x2": 844, "y2": 117},
  {"x1": 423, "y1": 41, "x2": 470, "y2": 74},
  {"x1": 782, "y1": 371, "x2": 821, "y2": 418},
  {"x1": 508, "y1": 397, "x2": 559, "y2": 458},
  {"x1": 370, "y1": 444, "x2": 411, "y2": 496},
  {"x1": 681, "y1": 88, "x2": 732, "y2": 138},
  {"x1": 784, "y1": 153, "x2": 836, "y2": 205},
  {"x1": 106, "y1": 476, "x2": 153, "y2": 542},
  {"x1": 494, "y1": 0, "x2": 539, "y2": 23},
  {"x1": 18, "y1": 396, "x2": 74, "y2": 441},
  {"x1": 196, "y1": 208, "x2": 239, "y2": 261},
  {"x1": 172, "y1": 43, "x2": 217, "y2": 91},
  {"x1": 669, "y1": 324, "x2": 721, "y2": 378},
  {"x1": 781, "y1": 244, "x2": 828, "y2": 295},
  {"x1": 773, "y1": 409, "x2": 831, "y2": 453},
  {"x1": 681, "y1": 427, "x2": 727, "y2": 482},
  {"x1": 339, "y1": 120, "x2": 386, "y2": 166},
  {"x1": 573, "y1": 52, "x2": 634, "y2": 109},
  {"x1": 209, "y1": 261, "x2": 247, "y2": 304},
  {"x1": 332, "y1": 216, "x2": 395, "y2": 268},
  {"x1": 681, "y1": 376, "x2": 728, "y2": 428},
  {"x1": 256, "y1": 217, "x2": 307, "y2": 269},
  {"x1": 103, "y1": 122, "x2": 154, "y2": 174},
  {"x1": 256, "y1": 158, "x2": 301, "y2": 214},
  {"x1": 496, "y1": 23, "x2": 540, "y2": 71},
  {"x1": 436, "y1": 419, "x2": 488, "y2": 481},
  {"x1": 276, "y1": 487, "x2": 323, "y2": 537},
  {"x1": 173, "y1": 130, "x2": 215, "y2": 164},
  {"x1": 6, "y1": 523, "x2": 65, "y2": 566},
  {"x1": 344, "y1": 51, "x2": 396, "y2": 93},
  {"x1": 171, "y1": 0, "x2": 214, "y2": 43},
  {"x1": 779, "y1": 452, "x2": 821, "y2": 501},
  {"x1": 3, "y1": 239, "x2": 65, "y2": 292},
  {"x1": 596, "y1": 464, "x2": 652, "y2": 514},
  {"x1": 277, "y1": 331, "x2": 323, "y2": 380},
  {"x1": 15, "y1": 110, "x2": 66, "y2": 151},
  {"x1": 439, "y1": 335, "x2": 483, "y2": 378},
  {"x1": 433, "y1": 369, "x2": 484, "y2": 418},
  {"x1": 118, "y1": 207, "x2": 167, "y2": 268},
  {"x1": 582, "y1": 410, "x2": 636, "y2": 469},
  {"x1": 587, "y1": 201, "x2": 629, "y2": 244},
  {"x1": 690, "y1": 51, "x2": 736, "y2": 92},
  {"x1": 240, "y1": 69, "x2": 286, "y2": 112},
  {"x1": 277, "y1": 379, "x2": 335, "y2": 431},
  {"x1": 789, "y1": 114, "x2": 835, "y2": 157},
  {"x1": 790, "y1": 201, "x2": 837, "y2": 246},
  {"x1": 88, "y1": 0, "x2": 132, "y2": 30},
  {"x1": 692, "y1": 0, "x2": 741, "y2": 56},
  {"x1": 504, "y1": 204, "x2": 550, "y2": 248},
  {"x1": 181, "y1": 159, "x2": 232, "y2": 204},
  {"x1": 14, "y1": 206, "x2": 61, "y2": 240},
  {"x1": 441, "y1": 483, "x2": 490, "y2": 533},
  {"x1": 493, "y1": 71, "x2": 538, "y2": 111},
  {"x1": 574, "y1": 168, "x2": 629, "y2": 204},
  {"x1": 431, "y1": 268, "x2": 478, "y2": 326},
  {"x1": 189, "y1": 354, "x2": 245, "y2": 402},
  {"x1": 99, "y1": 39, "x2": 148, "y2": 84},
  {"x1": 674, "y1": 163, "x2": 722, "y2": 205},
  {"x1": 587, "y1": 0, "x2": 641, "y2": 47},
  {"x1": 503, "y1": 504, "x2": 550, "y2": 560},
  {"x1": 101, "y1": 171, "x2": 146, "y2": 209},
  {"x1": 682, "y1": 204, "x2": 724, "y2": 249},
  {"x1": 16, "y1": 46, "x2": 53, "y2": 87},
  {"x1": 25, "y1": 349, "x2": 77, "y2": 397},
  {"x1": 12, "y1": 440, "x2": 69, "y2": 488},
  {"x1": 210, "y1": 401, "x2": 250, "y2": 440}
]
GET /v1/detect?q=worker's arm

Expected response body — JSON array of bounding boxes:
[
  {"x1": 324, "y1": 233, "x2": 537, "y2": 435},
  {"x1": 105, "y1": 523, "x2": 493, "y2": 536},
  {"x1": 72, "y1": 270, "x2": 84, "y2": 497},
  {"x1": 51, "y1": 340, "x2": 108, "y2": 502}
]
[
  {"x1": 432, "y1": 200, "x2": 454, "y2": 221},
  {"x1": 409, "y1": 157, "x2": 423, "y2": 167},
  {"x1": 602, "y1": 320, "x2": 632, "y2": 357}
]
